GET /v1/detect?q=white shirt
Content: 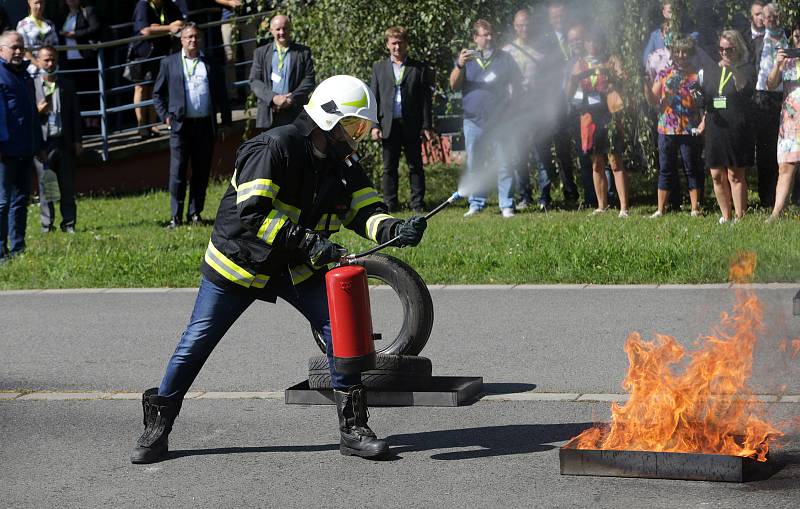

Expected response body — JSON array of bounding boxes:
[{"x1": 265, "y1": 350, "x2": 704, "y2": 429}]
[
  {"x1": 181, "y1": 51, "x2": 211, "y2": 118},
  {"x1": 392, "y1": 59, "x2": 405, "y2": 118},
  {"x1": 63, "y1": 14, "x2": 82, "y2": 60}
]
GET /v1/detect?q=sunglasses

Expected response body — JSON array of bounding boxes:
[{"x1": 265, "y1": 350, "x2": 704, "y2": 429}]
[{"x1": 719, "y1": 46, "x2": 736, "y2": 53}]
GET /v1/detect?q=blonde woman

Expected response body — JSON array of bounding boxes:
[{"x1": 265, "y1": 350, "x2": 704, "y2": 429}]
[
  {"x1": 16, "y1": 0, "x2": 58, "y2": 64},
  {"x1": 699, "y1": 30, "x2": 754, "y2": 224}
]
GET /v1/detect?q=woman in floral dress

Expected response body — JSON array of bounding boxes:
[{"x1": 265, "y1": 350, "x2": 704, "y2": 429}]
[
  {"x1": 766, "y1": 26, "x2": 800, "y2": 221},
  {"x1": 645, "y1": 35, "x2": 704, "y2": 218}
]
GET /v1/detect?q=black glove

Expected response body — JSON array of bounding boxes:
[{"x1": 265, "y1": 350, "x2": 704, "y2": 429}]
[
  {"x1": 283, "y1": 224, "x2": 348, "y2": 266},
  {"x1": 393, "y1": 216, "x2": 427, "y2": 247}
]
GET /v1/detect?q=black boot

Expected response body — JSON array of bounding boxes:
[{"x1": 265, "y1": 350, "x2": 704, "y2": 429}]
[
  {"x1": 130, "y1": 388, "x2": 182, "y2": 464},
  {"x1": 334, "y1": 385, "x2": 388, "y2": 458}
]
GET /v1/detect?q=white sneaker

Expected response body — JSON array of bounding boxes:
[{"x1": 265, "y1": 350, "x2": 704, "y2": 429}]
[
  {"x1": 649, "y1": 211, "x2": 663, "y2": 219},
  {"x1": 590, "y1": 207, "x2": 609, "y2": 216},
  {"x1": 690, "y1": 210, "x2": 703, "y2": 217},
  {"x1": 501, "y1": 208, "x2": 515, "y2": 218},
  {"x1": 463, "y1": 207, "x2": 481, "y2": 218},
  {"x1": 718, "y1": 216, "x2": 729, "y2": 225},
  {"x1": 618, "y1": 210, "x2": 629, "y2": 218}
]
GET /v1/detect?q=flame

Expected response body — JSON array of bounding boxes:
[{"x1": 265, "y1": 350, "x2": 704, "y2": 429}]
[{"x1": 567, "y1": 253, "x2": 783, "y2": 461}]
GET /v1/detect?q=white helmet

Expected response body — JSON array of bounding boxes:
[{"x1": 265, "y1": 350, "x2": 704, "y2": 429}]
[{"x1": 304, "y1": 75, "x2": 377, "y2": 143}]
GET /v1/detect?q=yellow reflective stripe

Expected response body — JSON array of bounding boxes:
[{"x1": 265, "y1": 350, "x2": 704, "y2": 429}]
[
  {"x1": 257, "y1": 209, "x2": 288, "y2": 244},
  {"x1": 252, "y1": 274, "x2": 269, "y2": 288},
  {"x1": 204, "y1": 242, "x2": 254, "y2": 287},
  {"x1": 344, "y1": 188, "x2": 381, "y2": 225},
  {"x1": 314, "y1": 214, "x2": 343, "y2": 232},
  {"x1": 290, "y1": 263, "x2": 316, "y2": 285},
  {"x1": 366, "y1": 213, "x2": 393, "y2": 242},
  {"x1": 273, "y1": 199, "x2": 301, "y2": 223},
  {"x1": 205, "y1": 241, "x2": 271, "y2": 289},
  {"x1": 236, "y1": 179, "x2": 279, "y2": 204}
]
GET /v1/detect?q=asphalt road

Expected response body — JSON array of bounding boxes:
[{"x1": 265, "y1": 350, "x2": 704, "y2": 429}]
[{"x1": 2, "y1": 285, "x2": 799, "y2": 507}]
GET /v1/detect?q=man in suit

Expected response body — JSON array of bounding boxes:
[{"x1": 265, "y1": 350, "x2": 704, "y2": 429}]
[
  {"x1": 534, "y1": 0, "x2": 579, "y2": 209},
  {"x1": 751, "y1": 2, "x2": 787, "y2": 209},
  {"x1": 249, "y1": 14, "x2": 315, "y2": 130},
  {"x1": 369, "y1": 26, "x2": 433, "y2": 212},
  {"x1": 154, "y1": 22, "x2": 231, "y2": 228},
  {"x1": 33, "y1": 46, "x2": 82, "y2": 234}
]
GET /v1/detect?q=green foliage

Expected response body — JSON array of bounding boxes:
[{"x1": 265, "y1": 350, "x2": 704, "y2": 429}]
[{"x1": 1, "y1": 179, "x2": 798, "y2": 289}]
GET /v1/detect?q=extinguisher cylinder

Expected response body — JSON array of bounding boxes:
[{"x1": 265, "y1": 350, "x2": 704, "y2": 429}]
[{"x1": 326, "y1": 265, "x2": 376, "y2": 375}]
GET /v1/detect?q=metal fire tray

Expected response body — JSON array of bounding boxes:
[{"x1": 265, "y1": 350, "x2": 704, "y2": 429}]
[
  {"x1": 559, "y1": 446, "x2": 773, "y2": 482},
  {"x1": 285, "y1": 376, "x2": 483, "y2": 407}
]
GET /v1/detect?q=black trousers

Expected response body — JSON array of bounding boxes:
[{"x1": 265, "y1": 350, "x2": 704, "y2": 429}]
[
  {"x1": 381, "y1": 119, "x2": 425, "y2": 211},
  {"x1": 34, "y1": 137, "x2": 76, "y2": 229},
  {"x1": 536, "y1": 114, "x2": 579, "y2": 203},
  {"x1": 753, "y1": 91, "x2": 782, "y2": 209},
  {"x1": 169, "y1": 118, "x2": 215, "y2": 219}
]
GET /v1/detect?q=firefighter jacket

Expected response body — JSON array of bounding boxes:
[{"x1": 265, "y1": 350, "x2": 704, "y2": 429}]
[{"x1": 200, "y1": 112, "x2": 402, "y2": 298}]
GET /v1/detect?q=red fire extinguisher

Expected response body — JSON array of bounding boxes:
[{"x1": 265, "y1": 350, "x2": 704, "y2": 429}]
[{"x1": 326, "y1": 265, "x2": 376, "y2": 375}]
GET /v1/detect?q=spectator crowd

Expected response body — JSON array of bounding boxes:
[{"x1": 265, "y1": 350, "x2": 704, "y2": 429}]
[{"x1": 1, "y1": 0, "x2": 799, "y2": 264}]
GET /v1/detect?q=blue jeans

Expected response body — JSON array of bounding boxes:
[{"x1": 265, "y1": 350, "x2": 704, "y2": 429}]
[
  {"x1": 159, "y1": 275, "x2": 360, "y2": 398},
  {"x1": 0, "y1": 156, "x2": 33, "y2": 257},
  {"x1": 657, "y1": 134, "x2": 704, "y2": 193},
  {"x1": 462, "y1": 118, "x2": 514, "y2": 210}
]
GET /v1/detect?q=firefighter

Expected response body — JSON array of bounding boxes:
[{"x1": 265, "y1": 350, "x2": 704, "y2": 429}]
[{"x1": 130, "y1": 75, "x2": 428, "y2": 463}]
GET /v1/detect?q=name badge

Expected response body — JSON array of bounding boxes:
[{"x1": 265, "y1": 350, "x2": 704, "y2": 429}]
[
  {"x1": 271, "y1": 72, "x2": 282, "y2": 83},
  {"x1": 484, "y1": 71, "x2": 497, "y2": 83},
  {"x1": 713, "y1": 96, "x2": 727, "y2": 109}
]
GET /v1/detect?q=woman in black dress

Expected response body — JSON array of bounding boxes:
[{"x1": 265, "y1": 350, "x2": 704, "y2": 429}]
[{"x1": 700, "y1": 30, "x2": 754, "y2": 224}]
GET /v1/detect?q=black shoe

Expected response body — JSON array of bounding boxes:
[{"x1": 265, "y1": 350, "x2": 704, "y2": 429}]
[
  {"x1": 166, "y1": 217, "x2": 182, "y2": 229},
  {"x1": 188, "y1": 214, "x2": 201, "y2": 226},
  {"x1": 41, "y1": 225, "x2": 54, "y2": 233},
  {"x1": 335, "y1": 385, "x2": 388, "y2": 458},
  {"x1": 61, "y1": 225, "x2": 75, "y2": 234},
  {"x1": 130, "y1": 388, "x2": 182, "y2": 464}
]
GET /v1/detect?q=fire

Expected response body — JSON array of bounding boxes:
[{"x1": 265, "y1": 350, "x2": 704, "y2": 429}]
[{"x1": 567, "y1": 253, "x2": 783, "y2": 461}]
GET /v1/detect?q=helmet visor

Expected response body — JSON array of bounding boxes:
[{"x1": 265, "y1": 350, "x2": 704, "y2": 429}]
[{"x1": 339, "y1": 116, "x2": 371, "y2": 142}]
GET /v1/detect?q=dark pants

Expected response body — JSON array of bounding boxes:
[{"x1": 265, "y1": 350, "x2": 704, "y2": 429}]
[
  {"x1": 381, "y1": 119, "x2": 425, "y2": 211},
  {"x1": 568, "y1": 110, "x2": 597, "y2": 207},
  {"x1": 0, "y1": 155, "x2": 33, "y2": 258},
  {"x1": 536, "y1": 116, "x2": 579, "y2": 205},
  {"x1": 159, "y1": 274, "x2": 360, "y2": 399},
  {"x1": 34, "y1": 137, "x2": 76, "y2": 230},
  {"x1": 169, "y1": 118, "x2": 215, "y2": 220},
  {"x1": 753, "y1": 91, "x2": 782, "y2": 208},
  {"x1": 657, "y1": 134, "x2": 704, "y2": 197}
]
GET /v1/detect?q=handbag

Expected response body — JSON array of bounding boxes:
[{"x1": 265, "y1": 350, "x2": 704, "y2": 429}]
[{"x1": 122, "y1": 40, "x2": 152, "y2": 83}]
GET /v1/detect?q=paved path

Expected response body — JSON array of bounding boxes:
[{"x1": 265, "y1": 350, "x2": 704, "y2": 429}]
[{"x1": 2, "y1": 286, "x2": 799, "y2": 507}]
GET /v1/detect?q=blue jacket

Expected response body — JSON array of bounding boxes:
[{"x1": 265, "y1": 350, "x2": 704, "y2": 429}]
[{"x1": 0, "y1": 59, "x2": 41, "y2": 158}]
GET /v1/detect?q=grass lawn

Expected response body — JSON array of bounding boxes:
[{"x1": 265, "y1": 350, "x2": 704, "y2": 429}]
[{"x1": 1, "y1": 164, "x2": 799, "y2": 289}]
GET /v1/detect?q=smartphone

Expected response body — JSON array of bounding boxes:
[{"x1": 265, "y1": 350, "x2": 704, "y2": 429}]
[
  {"x1": 464, "y1": 49, "x2": 479, "y2": 58},
  {"x1": 784, "y1": 48, "x2": 800, "y2": 58}
]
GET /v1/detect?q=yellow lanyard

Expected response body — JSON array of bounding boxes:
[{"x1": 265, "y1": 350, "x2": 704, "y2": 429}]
[
  {"x1": 476, "y1": 55, "x2": 492, "y2": 70},
  {"x1": 28, "y1": 16, "x2": 48, "y2": 40},
  {"x1": 588, "y1": 62, "x2": 599, "y2": 88},
  {"x1": 718, "y1": 67, "x2": 733, "y2": 96},
  {"x1": 558, "y1": 36, "x2": 568, "y2": 61},
  {"x1": 149, "y1": 1, "x2": 166, "y2": 24},
  {"x1": 394, "y1": 64, "x2": 405, "y2": 85},
  {"x1": 43, "y1": 80, "x2": 56, "y2": 96},
  {"x1": 277, "y1": 46, "x2": 288, "y2": 70},
  {"x1": 183, "y1": 55, "x2": 200, "y2": 77}
]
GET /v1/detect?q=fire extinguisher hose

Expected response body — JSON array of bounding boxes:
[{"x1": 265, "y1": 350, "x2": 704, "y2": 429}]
[{"x1": 345, "y1": 191, "x2": 462, "y2": 261}]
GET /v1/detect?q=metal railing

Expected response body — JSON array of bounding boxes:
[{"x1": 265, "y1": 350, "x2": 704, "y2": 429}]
[{"x1": 52, "y1": 10, "x2": 270, "y2": 162}]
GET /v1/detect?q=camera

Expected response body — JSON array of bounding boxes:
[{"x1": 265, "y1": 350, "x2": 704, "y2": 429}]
[
  {"x1": 784, "y1": 48, "x2": 800, "y2": 58},
  {"x1": 687, "y1": 80, "x2": 705, "y2": 108}
]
